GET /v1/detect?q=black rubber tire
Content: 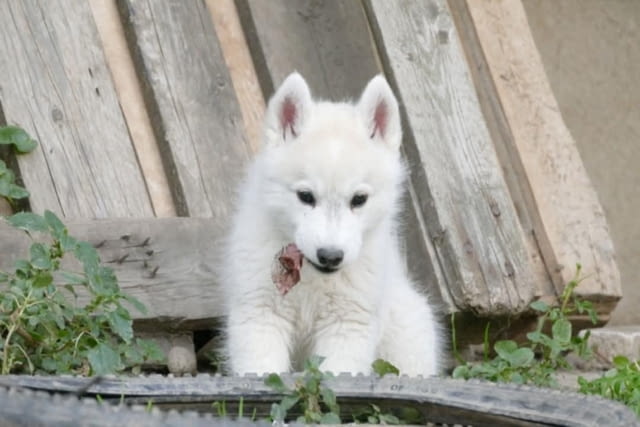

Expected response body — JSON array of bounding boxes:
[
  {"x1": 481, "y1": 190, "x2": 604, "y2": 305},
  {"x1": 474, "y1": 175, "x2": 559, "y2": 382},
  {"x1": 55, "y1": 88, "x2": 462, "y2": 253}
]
[{"x1": 0, "y1": 374, "x2": 637, "y2": 426}]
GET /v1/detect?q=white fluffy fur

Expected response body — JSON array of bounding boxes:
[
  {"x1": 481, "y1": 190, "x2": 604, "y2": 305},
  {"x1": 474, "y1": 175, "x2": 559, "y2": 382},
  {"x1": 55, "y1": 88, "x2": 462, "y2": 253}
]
[{"x1": 222, "y1": 72, "x2": 441, "y2": 376}]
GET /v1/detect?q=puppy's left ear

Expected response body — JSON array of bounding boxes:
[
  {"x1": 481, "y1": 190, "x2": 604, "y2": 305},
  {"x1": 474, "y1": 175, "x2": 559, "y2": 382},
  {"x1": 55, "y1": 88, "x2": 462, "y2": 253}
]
[{"x1": 357, "y1": 75, "x2": 402, "y2": 150}]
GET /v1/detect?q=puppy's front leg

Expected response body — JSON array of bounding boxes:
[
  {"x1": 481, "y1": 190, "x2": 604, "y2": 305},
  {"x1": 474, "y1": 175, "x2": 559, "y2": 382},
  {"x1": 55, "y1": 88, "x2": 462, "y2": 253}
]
[
  {"x1": 226, "y1": 307, "x2": 293, "y2": 375},
  {"x1": 311, "y1": 308, "x2": 377, "y2": 375}
]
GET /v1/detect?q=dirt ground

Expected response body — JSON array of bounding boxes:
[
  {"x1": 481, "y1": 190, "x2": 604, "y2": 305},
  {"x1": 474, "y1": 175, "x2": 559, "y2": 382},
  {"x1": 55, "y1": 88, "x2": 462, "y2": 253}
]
[{"x1": 523, "y1": 0, "x2": 640, "y2": 325}]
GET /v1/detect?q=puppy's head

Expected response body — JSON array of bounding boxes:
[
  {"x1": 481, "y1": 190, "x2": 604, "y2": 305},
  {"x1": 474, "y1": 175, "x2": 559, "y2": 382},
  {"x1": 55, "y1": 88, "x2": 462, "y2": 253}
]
[{"x1": 258, "y1": 73, "x2": 405, "y2": 273}]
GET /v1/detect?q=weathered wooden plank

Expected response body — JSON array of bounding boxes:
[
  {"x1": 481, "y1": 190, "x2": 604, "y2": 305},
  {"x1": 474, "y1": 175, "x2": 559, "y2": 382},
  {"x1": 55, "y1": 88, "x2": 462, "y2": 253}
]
[
  {"x1": 464, "y1": 0, "x2": 621, "y2": 309},
  {"x1": 365, "y1": 0, "x2": 537, "y2": 314},
  {"x1": 236, "y1": 0, "x2": 381, "y2": 100},
  {"x1": 235, "y1": 0, "x2": 443, "y2": 305},
  {"x1": 0, "y1": 217, "x2": 223, "y2": 329},
  {"x1": 447, "y1": 0, "x2": 555, "y2": 303},
  {"x1": 0, "y1": 0, "x2": 153, "y2": 218},
  {"x1": 207, "y1": 0, "x2": 265, "y2": 153},
  {"x1": 117, "y1": 0, "x2": 251, "y2": 218},
  {"x1": 89, "y1": 0, "x2": 177, "y2": 217}
]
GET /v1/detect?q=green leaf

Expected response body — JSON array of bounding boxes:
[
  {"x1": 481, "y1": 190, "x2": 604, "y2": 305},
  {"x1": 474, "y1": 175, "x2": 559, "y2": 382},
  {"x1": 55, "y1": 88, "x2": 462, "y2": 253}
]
[
  {"x1": 87, "y1": 342, "x2": 123, "y2": 375},
  {"x1": 44, "y1": 210, "x2": 66, "y2": 239},
  {"x1": 0, "y1": 177, "x2": 11, "y2": 198},
  {"x1": 372, "y1": 358, "x2": 400, "y2": 376},
  {"x1": 526, "y1": 331, "x2": 547, "y2": 345},
  {"x1": 552, "y1": 318, "x2": 572, "y2": 344},
  {"x1": 59, "y1": 233, "x2": 78, "y2": 252},
  {"x1": 452, "y1": 364, "x2": 470, "y2": 379},
  {"x1": 74, "y1": 241, "x2": 100, "y2": 269},
  {"x1": 30, "y1": 243, "x2": 52, "y2": 270},
  {"x1": 106, "y1": 308, "x2": 133, "y2": 343},
  {"x1": 279, "y1": 394, "x2": 299, "y2": 412},
  {"x1": 32, "y1": 271, "x2": 53, "y2": 288},
  {"x1": 135, "y1": 338, "x2": 164, "y2": 363},
  {"x1": 613, "y1": 355, "x2": 630, "y2": 369},
  {"x1": 320, "y1": 412, "x2": 341, "y2": 424},
  {"x1": 320, "y1": 386, "x2": 339, "y2": 412},
  {"x1": 122, "y1": 294, "x2": 147, "y2": 315},
  {"x1": 505, "y1": 348, "x2": 535, "y2": 368},
  {"x1": 0, "y1": 126, "x2": 37, "y2": 153},
  {"x1": 270, "y1": 403, "x2": 287, "y2": 422},
  {"x1": 305, "y1": 376, "x2": 320, "y2": 394},
  {"x1": 494, "y1": 340, "x2": 518, "y2": 359},
  {"x1": 0, "y1": 271, "x2": 8, "y2": 282},
  {"x1": 7, "y1": 212, "x2": 48, "y2": 232},
  {"x1": 265, "y1": 373, "x2": 289, "y2": 393},
  {"x1": 7, "y1": 184, "x2": 29, "y2": 200},
  {"x1": 530, "y1": 300, "x2": 550, "y2": 313},
  {"x1": 305, "y1": 354, "x2": 325, "y2": 371},
  {"x1": 60, "y1": 272, "x2": 86, "y2": 286},
  {"x1": 379, "y1": 412, "x2": 401, "y2": 425}
]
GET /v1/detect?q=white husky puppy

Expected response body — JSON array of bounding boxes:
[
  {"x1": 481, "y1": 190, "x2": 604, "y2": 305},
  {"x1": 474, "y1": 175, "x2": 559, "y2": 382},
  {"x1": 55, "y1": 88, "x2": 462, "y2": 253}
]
[{"x1": 222, "y1": 72, "x2": 441, "y2": 376}]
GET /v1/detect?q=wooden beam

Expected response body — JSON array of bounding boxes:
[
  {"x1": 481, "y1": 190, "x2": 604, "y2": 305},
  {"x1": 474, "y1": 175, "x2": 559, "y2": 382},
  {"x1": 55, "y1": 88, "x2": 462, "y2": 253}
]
[
  {"x1": 448, "y1": 0, "x2": 555, "y2": 302},
  {"x1": 117, "y1": 0, "x2": 251, "y2": 218},
  {"x1": 0, "y1": 217, "x2": 224, "y2": 330},
  {"x1": 464, "y1": 0, "x2": 621, "y2": 309},
  {"x1": 365, "y1": 0, "x2": 538, "y2": 315},
  {"x1": 0, "y1": 0, "x2": 153, "y2": 218},
  {"x1": 89, "y1": 0, "x2": 177, "y2": 217},
  {"x1": 207, "y1": 0, "x2": 265, "y2": 154}
]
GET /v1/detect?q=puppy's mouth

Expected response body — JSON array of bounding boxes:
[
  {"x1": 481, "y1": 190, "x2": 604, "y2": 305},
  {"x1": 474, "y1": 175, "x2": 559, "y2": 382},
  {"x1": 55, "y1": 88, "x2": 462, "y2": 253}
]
[{"x1": 306, "y1": 258, "x2": 340, "y2": 274}]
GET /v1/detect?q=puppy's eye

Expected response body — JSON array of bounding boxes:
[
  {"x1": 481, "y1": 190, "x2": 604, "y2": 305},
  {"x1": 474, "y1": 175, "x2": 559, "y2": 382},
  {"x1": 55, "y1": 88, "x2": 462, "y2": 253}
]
[
  {"x1": 297, "y1": 190, "x2": 316, "y2": 206},
  {"x1": 350, "y1": 193, "x2": 368, "y2": 209}
]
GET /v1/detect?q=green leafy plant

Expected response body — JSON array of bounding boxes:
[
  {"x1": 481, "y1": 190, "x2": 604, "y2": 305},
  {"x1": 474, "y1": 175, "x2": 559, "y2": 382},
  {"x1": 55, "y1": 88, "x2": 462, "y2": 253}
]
[
  {"x1": 372, "y1": 358, "x2": 400, "y2": 376},
  {"x1": 0, "y1": 126, "x2": 37, "y2": 205},
  {"x1": 579, "y1": 356, "x2": 640, "y2": 417},
  {"x1": 0, "y1": 210, "x2": 163, "y2": 375},
  {"x1": 265, "y1": 355, "x2": 341, "y2": 424},
  {"x1": 352, "y1": 403, "x2": 400, "y2": 425},
  {"x1": 453, "y1": 264, "x2": 598, "y2": 387}
]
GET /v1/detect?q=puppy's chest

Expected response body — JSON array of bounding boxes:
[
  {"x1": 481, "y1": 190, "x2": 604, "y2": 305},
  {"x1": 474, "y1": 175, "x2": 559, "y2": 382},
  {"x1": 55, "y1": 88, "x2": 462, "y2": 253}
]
[
  {"x1": 281, "y1": 280, "x2": 330, "y2": 332},
  {"x1": 277, "y1": 271, "x2": 380, "y2": 333}
]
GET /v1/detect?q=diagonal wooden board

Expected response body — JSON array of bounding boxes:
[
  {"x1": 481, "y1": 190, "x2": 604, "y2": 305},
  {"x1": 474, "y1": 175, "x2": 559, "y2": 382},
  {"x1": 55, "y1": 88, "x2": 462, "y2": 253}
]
[
  {"x1": 364, "y1": 0, "x2": 539, "y2": 314},
  {"x1": 0, "y1": 0, "x2": 154, "y2": 218},
  {"x1": 0, "y1": 217, "x2": 223, "y2": 330},
  {"x1": 236, "y1": 0, "x2": 444, "y2": 308},
  {"x1": 237, "y1": 0, "x2": 382, "y2": 101},
  {"x1": 463, "y1": 0, "x2": 621, "y2": 308},
  {"x1": 116, "y1": 0, "x2": 251, "y2": 219}
]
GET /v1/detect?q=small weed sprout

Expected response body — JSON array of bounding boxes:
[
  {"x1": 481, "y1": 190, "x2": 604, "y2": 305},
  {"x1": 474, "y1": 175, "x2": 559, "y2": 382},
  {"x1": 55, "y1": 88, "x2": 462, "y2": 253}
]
[
  {"x1": 579, "y1": 356, "x2": 640, "y2": 417},
  {"x1": 452, "y1": 264, "x2": 598, "y2": 387},
  {"x1": 266, "y1": 355, "x2": 341, "y2": 424}
]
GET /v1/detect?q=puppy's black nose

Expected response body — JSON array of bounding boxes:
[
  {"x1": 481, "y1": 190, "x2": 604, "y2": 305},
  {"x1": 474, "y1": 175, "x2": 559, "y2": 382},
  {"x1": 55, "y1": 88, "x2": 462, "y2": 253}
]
[{"x1": 316, "y1": 247, "x2": 344, "y2": 268}]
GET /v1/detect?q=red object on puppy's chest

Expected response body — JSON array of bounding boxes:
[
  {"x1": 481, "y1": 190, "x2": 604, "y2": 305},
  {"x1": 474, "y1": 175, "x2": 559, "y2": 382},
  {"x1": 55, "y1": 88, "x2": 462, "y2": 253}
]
[{"x1": 271, "y1": 243, "x2": 303, "y2": 295}]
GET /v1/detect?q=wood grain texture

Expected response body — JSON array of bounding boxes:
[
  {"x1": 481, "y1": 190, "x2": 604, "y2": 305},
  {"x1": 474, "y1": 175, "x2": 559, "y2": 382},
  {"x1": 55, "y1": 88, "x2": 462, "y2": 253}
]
[
  {"x1": 207, "y1": 0, "x2": 264, "y2": 154},
  {"x1": 365, "y1": 0, "x2": 536, "y2": 314},
  {"x1": 447, "y1": 0, "x2": 555, "y2": 302},
  {"x1": 237, "y1": 0, "x2": 381, "y2": 100},
  {"x1": 236, "y1": 0, "x2": 442, "y2": 305},
  {"x1": 465, "y1": 0, "x2": 621, "y2": 306},
  {"x1": 117, "y1": 0, "x2": 251, "y2": 218},
  {"x1": 90, "y1": 0, "x2": 177, "y2": 217},
  {"x1": 0, "y1": 217, "x2": 224, "y2": 329},
  {"x1": 0, "y1": 0, "x2": 153, "y2": 218}
]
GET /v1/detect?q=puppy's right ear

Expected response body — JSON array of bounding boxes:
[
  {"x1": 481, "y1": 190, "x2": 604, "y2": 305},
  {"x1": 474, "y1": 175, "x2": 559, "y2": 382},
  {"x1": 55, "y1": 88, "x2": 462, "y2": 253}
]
[{"x1": 263, "y1": 72, "x2": 312, "y2": 145}]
